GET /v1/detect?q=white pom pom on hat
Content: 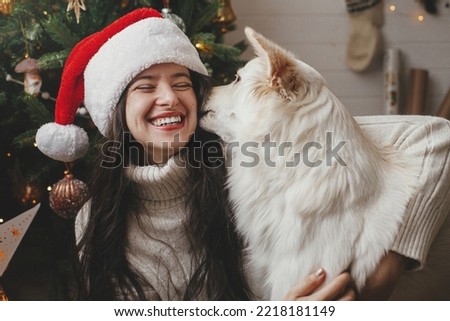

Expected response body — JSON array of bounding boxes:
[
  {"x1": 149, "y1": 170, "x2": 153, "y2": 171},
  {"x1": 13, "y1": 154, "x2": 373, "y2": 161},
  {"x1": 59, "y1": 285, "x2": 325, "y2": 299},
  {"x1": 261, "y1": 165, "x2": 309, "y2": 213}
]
[
  {"x1": 36, "y1": 123, "x2": 89, "y2": 162},
  {"x1": 36, "y1": 8, "x2": 208, "y2": 163}
]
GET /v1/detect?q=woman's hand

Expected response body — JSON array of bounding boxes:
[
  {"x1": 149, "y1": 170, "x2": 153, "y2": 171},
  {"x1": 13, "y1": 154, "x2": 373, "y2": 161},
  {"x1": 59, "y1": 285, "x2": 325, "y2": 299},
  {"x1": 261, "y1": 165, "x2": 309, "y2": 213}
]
[
  {"x1": 284, "y1": 268, "x2": 355, "y2": 301},
  {"x1": 358, "y1": 251, "x2": 410, "y2": 300}
]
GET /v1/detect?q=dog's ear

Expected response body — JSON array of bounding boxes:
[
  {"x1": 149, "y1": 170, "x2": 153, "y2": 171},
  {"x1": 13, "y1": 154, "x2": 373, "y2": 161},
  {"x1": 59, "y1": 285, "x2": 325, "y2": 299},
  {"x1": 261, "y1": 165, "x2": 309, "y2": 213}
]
[{"x1": 244, "y1": 27, "x2": 302, "y2": 101}]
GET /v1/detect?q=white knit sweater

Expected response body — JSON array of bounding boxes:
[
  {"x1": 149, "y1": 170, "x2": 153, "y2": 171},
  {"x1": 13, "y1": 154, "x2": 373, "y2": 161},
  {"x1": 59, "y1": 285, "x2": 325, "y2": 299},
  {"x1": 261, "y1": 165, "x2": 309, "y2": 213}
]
[
  {"x1": 75, "y1": 115, "x2": 450, "y2": 300},
  {"x1": 123, "y1": 156, "x2": 198, "y2": 300},
  {"x1": 356, "y1": 115, "x2": 450, "y2": 269},
  {"x1": 76, "y1": 156, "x2": 200, "y2": 300}
]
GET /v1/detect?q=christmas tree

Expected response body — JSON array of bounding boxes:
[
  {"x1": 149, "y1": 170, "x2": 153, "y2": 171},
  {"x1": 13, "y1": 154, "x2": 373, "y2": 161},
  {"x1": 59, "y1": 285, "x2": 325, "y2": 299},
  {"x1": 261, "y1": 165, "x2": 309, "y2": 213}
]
[{"x1": 0, "y1": 0, "x2": 245, "y2": 300}]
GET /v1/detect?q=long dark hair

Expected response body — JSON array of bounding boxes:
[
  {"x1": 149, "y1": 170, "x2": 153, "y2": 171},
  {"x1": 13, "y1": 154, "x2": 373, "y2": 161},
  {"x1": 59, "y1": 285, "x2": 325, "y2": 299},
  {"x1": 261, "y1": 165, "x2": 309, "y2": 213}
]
[{"x1": 75, "y1": 71, "x2": 250, "y2": 300}]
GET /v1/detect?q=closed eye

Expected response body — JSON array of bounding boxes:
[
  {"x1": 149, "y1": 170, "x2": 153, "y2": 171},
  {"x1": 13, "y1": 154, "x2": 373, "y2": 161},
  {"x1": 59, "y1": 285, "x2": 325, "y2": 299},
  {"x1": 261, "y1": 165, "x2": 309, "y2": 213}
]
[
  {"x1": 135, "y1": 84, "x2": 156, "y2": 91},
  {"x1": 233, "y1": 74, "x2": 241, "y2": 84},
  {"x1": 173, "y1": 82, "x2": 193, "y2": 91}
]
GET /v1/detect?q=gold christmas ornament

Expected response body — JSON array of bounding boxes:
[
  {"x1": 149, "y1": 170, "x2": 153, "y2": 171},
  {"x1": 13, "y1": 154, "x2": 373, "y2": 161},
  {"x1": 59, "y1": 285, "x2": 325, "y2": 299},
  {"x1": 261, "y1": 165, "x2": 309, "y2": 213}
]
[
  {"x1": 213, "y1": 0, "x2": 237, "y2": 33},
  {"x1": 66, "y1": 0, "x2": 86, "y2": 24},
  {"x1": 195, "y1": 42, "x2": 213, "y2": 53},
  {"x1": 0, "y1": 0, "x2": 14, "y2": 15},
  {"x1": 195, "y1": 41, "x2": 214, "y2": 60},
  {"x1": 49, "y1": 173, "x2": 89, "y2": 219}
]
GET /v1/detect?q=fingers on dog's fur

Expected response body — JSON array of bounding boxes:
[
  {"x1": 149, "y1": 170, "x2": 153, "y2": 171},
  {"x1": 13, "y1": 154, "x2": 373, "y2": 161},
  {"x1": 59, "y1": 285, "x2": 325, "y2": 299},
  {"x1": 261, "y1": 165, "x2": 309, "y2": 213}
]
[
  {"x1": 311, "y1": 272, "x2": 352, "y2": 301},
  {"x1": 284, "y1": 269, "x2": 326, "y2": 300}
]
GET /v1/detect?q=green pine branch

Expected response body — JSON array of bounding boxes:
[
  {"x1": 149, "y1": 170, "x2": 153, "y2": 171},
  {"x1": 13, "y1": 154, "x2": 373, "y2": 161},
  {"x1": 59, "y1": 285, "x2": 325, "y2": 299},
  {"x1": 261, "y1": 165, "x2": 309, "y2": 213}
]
[
  {"x1": 28, "y1": 162, "x2": 54, "y2": 183},
  {"x1": 0, "y1": 91, "x2": 6, "y2": 104},
  {"x1": 41, "y1": 14, "x2": 80, "y2": 49},
  {"x1": 38, "y1": 49, "x2": 70, "y2": 70},
  {"x1": 190, "y1": 1, "x2": 219, "y2": 35},
  {"x1": 12, "y1": 129, "x2": 37, "y2": 148},
  {"x1": 19, "y1": 94, "x2": 53, "y2": 126},
  {"x1": 233, "y1": 40, "x2": 248, "y2": 53},
  {"x1": 211, "y1": 43, "x2": 242, "y2": 62},
  {"x1": 192, "y1": 32, "x2": 216, "y2": 45},
  {"x1": 137, "y1": 0, "x2": 155, "y2": 7},
  {"x1": 178, "y1": 0, "x2": 195, "y2": 29},
  {"x1": 0, "y1": 21, "x2": 21, "y2": 48},
  {"x1": 191, "y1": 31, "x2": 243, "y2": 61}
]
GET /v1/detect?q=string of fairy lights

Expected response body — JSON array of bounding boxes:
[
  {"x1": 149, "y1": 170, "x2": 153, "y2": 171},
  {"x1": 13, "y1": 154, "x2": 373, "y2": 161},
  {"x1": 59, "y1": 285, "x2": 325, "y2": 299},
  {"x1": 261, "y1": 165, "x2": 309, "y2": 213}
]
[{"x1": 387, "y1": 1, "x2": 450, "y2": 25}]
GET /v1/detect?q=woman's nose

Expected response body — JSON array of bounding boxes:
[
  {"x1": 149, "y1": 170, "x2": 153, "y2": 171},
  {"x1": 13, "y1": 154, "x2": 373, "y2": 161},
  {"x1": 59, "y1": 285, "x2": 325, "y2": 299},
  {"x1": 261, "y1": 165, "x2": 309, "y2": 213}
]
[{"x1": 156, "y1": 85, "x2": 179, "y2": 107}]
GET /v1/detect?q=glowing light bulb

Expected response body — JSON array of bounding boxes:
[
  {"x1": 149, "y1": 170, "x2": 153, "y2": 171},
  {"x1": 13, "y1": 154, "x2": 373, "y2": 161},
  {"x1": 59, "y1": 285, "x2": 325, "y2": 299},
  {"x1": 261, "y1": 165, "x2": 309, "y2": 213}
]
[
  {"x1": 389, "y1": 5, "x2": 396, "y2": 11},
  {"x1": 47, "y1": 186, "x2": 52, "y2": 191},
  {"x1": 417, "y1": 15, "x2": 424, "y2": 22}
]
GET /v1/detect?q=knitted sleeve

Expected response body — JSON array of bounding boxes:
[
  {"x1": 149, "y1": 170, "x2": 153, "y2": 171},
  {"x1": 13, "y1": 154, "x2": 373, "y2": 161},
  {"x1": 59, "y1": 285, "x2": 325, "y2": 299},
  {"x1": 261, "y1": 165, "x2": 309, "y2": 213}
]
[{"x1": 355, "y1": 115, "x2": 450, "y2": 269}]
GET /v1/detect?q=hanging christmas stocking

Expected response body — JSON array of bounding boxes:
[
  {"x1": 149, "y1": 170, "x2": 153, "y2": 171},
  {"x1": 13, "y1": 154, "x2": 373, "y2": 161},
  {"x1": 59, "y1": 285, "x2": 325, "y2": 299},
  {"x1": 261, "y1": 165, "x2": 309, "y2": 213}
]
[{"x1": 345, "y1": 0, "x2": 384, "y2": 72}]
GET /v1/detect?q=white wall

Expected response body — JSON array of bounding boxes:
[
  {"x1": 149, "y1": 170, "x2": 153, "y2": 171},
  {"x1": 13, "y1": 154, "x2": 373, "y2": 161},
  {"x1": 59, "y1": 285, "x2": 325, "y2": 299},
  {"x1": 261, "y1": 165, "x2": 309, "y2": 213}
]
[{"x1": 224, "y1": 0, "x2": 450, "y2": 116}]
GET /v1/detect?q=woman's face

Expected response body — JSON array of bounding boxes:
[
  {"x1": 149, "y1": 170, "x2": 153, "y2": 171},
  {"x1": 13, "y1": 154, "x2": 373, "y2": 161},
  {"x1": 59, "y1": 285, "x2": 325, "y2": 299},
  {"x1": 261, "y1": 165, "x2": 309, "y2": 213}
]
[{"x1": 125, "y1": 63, "x2": 198, "y2": 164}]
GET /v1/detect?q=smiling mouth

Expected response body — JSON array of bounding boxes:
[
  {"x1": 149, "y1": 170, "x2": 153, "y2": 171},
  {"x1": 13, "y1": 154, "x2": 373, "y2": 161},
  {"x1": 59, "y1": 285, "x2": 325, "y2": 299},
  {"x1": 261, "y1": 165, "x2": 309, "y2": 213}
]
[{"x1": 150, "y1": 115, "x2": 183, "y2": 127}]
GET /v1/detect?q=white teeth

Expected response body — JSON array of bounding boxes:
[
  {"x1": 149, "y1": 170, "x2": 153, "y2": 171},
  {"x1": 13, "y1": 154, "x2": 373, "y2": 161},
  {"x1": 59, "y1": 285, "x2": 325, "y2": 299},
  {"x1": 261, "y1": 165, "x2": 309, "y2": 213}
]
[{"x1": 151, "y1": 115, "x2": 182, "y2": 126}]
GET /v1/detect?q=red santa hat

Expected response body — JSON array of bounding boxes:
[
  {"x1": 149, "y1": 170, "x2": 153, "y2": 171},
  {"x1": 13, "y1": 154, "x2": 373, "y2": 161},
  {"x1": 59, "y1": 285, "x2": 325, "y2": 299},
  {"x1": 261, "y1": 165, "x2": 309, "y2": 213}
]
[{"x1": 36, "y1": 8, "x2": 208, "y2": 162}]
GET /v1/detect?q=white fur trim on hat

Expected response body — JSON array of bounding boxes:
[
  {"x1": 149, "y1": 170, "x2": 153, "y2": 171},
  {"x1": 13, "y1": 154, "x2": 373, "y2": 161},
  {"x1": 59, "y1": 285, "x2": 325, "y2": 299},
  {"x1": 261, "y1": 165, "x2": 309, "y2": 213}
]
[
  {"x1": 84, "y1": 18, "x2": 208, "y2": 137},
  {"x1": 36, "y1": 123, "x2": 89, "y2": 162}
]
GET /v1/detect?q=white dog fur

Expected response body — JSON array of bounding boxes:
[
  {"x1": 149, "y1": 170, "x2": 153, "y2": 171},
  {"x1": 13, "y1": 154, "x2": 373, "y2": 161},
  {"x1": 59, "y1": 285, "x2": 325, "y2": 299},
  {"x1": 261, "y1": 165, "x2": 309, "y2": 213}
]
[{"x1": 200, "y1": 27, "x2": 421, "y2": 300}]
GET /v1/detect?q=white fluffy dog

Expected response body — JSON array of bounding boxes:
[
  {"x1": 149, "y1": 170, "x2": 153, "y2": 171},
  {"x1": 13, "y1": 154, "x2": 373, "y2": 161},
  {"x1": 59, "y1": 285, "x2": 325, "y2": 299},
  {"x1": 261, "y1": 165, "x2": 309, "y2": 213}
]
[{"x1": 200, "y1": 27, "x2": 421, "y2": 300}]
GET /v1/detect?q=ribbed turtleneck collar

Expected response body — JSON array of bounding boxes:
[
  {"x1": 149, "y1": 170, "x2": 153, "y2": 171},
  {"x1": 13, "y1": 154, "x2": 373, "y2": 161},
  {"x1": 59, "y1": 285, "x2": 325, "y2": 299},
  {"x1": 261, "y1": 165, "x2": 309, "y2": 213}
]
[{"x1": 125, "y1": 155, "x2": 191, "y2": 209}]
